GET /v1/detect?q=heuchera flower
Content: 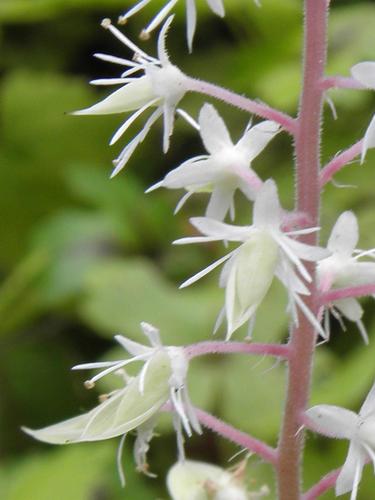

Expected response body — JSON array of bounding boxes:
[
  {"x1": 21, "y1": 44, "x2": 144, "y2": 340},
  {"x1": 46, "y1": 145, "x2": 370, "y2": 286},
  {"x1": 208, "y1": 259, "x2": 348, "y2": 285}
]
[
  {"x1": 167, "y1": 459, "x2": 269, "y2": 500},
  {"x1": 23, "y1": 322, "x2": 200, "y2": 485},
  {"x1": 119, "y1": 0, "x2": 225, "y2": 52},
  {"x1": 174, "y1": 179, "x2": 329, "y2": 339},
  {"x1": 351, "y1": 61, "x2": 375, "y2": 161},
  {"x1": 74, "y1": 17, "x2": 187, "y2": 177},
  {"x1": 148, "y1": 103, "x2": 279, "y2": 221},
  {"x1": 306, "y1": 382, "x2": 375, "y2": 499},
  {"x1": 317, "y1": 211, "x2": 375, "y2": 343}
]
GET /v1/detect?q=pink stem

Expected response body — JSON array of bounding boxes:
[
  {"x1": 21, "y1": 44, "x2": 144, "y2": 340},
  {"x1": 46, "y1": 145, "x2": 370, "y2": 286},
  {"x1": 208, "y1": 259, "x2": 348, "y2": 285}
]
[
  {"x1": 320, "y1": 283, "x2": 375, "y2": 304},
  {"x1": 319, "y1": 139, "x2": 363, "y2": 187},
  {"x1": 185, "y1": 341, "x2": 290, "y2": 360},
  {"x1": 194, "y1": 407, "x2": 278, "y2": 465},
  {"x1": 281, "y1": 211, "x2": 313, "y2": 231},
  {"x1": 277, "y1": 2, "x2": 328, "y2": 499},
  {"x1": 185, "y1": 76, "x2": 297, "y2": 135},
  {"x1": 320, "y1": 76, "x2": 365, "y2": 91},
  {"x1": 302, "y1": 469, "x2": 341, "y2": 500}
]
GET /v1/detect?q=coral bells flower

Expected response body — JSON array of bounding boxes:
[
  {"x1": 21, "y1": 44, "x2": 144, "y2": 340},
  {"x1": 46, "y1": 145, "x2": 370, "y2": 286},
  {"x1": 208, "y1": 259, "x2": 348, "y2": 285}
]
[
  {"x1": 175, "y1": 179, "x2": 329, "y2": 339},
  {"x1": 167, "y1": 459, "x2": 269, "y2": 500},
  {"x1": 148, "y1": 103, "x2": 280, "y2": 221},
  {"x1": 351, "y1": 61, "x2": 375, "y2": 161},
  {"x1": 317, "y1": 211, "x2": 375, "y2": 343},
  {"x1": 306, "y1": 382, "x2": 375, "y2": 499},
  {"x1": 119, "y1": 0, "x2": 225, "y2": 52},
  {"x1": 23, "y1": 323, "x2": 200, "y2": 484},
  {"x1": 74, "y1": 17, "x2": 187, "y2": 177}
]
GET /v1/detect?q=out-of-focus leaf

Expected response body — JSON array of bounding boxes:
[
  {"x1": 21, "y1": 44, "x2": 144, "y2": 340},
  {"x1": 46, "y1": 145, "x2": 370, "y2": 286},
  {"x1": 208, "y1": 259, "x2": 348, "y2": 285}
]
[
  {"x1": 0, "y1": 442, "x2": 156, "y2": 500},
  {"x1": 78, "y1": 257, "x2": 222, "y2": 346}
]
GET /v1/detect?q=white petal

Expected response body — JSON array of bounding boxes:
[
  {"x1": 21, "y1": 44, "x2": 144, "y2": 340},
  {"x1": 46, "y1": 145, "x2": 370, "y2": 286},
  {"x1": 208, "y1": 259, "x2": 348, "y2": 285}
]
[
  {"x1": 162, "y1": 101, "x2": 175, "y2": 153},
  {"x1": 362, "y1": 114, "x2": 375, "y2": 162},
  {"x1": 351, "y1": 62, "x2": 375, "y2": 88},
  {"x1": 236, "y1": 120, "x2": 280, "y2": 160},
  {"x1": 253, "y1": 179, "x2": 281, "y2": 229},
  {"x1": 360, "y1": 382, "x2": 375, "y2": 418},
  {"x1": 328, "y1": 211, "x2": 358, "y2": 256},
  {"x1": 157, "y1": 15, "x2": 175, "y2": 66},
  {"x1": 186, "y1": 0, "x2": 197, "y2": 52},
  {"x1": 189, "y1": 217, "x2": 252, "y2": 241},
  {"x1": 284, "y1": 236, "x2": 330, "y2": 262},
  {"x1": 206, "y1": 0, "x2": 225, "y2": 17},
  {"x1": 205, "y1": 185, "x2": 235, "y2": 221},
  {"x1": 336, "y1": 442, "x2": 365, "y2": 496},
  {"x1": 199, "y1": 103, "x2": 233, "y2": 154},
  {"x1": 119, "y1": 0, "x2": 152, "y2": 22},
  {"x1": 111, "y1": 108, "x2": 162, "y2": 177},
  {"x1": 179, "y1": 251, "x2": 235, "y2": 288},
  {"x1": 73, "y1": 76, "x2": 155, "y2": 116},
  {"x1": 162, "y1": 159, "x2": 222, "y2": 189},
  {"x1": 306, "y1": 405, "x2": 358, "y2": 439},
  {"x1": 109, "y1": 98, "x2": 159, "y2": 145},
  {"x1": 335, "y1": 298, "x2": 363, "y2": 322}
]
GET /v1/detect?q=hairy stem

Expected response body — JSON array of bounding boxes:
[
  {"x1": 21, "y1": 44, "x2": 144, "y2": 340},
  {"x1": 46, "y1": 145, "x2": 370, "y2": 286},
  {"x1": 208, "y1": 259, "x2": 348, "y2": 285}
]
[
  {"x1": 195, "y1": 408, "x2": 278, "y2": 465},
  {"x1": 185, "y1": 341, "x2": 290, "y2": 360},
  {"x1": 302, "y1": 469, "x2": 341, "y2": 500},
  {"x1": 277, "y1": 2, "x2": 329, "y2": 499},
  {"x1": 319, "y1": 139, "x2": 363, "y2": 186},
  {"x1": 185, "y1": 76, "x2": 297, "y2": 134},
  {"x1": 320, "y1": 283, "x2": 375, "y2": 303}
]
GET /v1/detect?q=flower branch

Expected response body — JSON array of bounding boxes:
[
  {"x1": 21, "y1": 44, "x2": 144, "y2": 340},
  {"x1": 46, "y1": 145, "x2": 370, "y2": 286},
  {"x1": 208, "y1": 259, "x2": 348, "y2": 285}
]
[
  {"x1": 302, "y1": 468, "x2": 341, "y2": 500},
  {"x1": 320, "y1": 76, "x2": 365, "y2": 91},
  {"x1": 319, "y1": 283, "x2": 375, "y2": 304},
  {"x1": 319, "y1": 139, "x2": 363, "y2": 187},
  {"x1": 185, "y1": 341, "x2": 290, "y2": 361},
  {"x1": 194, "y1": 407, "x2": 278, "y2": 465},
  {"x1": 185, "y1": 76, "x2": 297, "y2": 135}
]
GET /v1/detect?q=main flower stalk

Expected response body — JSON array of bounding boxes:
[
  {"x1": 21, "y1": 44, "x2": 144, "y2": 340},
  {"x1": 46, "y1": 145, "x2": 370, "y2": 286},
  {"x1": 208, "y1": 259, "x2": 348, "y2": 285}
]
[{"x1": 277, "y1": 1, "x2": 329, "y2": 498}]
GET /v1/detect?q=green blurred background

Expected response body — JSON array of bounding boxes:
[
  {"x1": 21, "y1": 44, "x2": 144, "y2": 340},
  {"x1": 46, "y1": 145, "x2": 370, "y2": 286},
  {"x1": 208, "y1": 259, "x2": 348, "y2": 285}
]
[{"x1": 1, "y1": 0, "x2": 375, "y2": 498}]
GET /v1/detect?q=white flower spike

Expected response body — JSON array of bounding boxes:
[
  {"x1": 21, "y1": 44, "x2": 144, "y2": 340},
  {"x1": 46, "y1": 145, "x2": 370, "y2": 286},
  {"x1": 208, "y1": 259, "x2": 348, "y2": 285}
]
[
  {"x1": 23, "y1": 322, "x2": 200, "y2": 484},
  {"x1": 148, "y1": 103, "x2": 280, "y2": 221},
  {"x1": 119, "y1": 0, "x2": 225, "y2": 52},
  {"x1": 317, "y1": 211, "x2": 375, "y2": 343},
  {"x1": 167, "y1": 459, "x2": 269, "y2": 500},
  {"x1": 306, "y1": 381, "x2": 375, "y2": 499},
  {"x1": 351, "y1": 61, "x2": 375, "y2": 162},
  {"x1": 74, "y1": 17, "x2": 188, "y2": 177},
  {"x1": 174, "y1": 179, "x2": 329, "y2": 339}
]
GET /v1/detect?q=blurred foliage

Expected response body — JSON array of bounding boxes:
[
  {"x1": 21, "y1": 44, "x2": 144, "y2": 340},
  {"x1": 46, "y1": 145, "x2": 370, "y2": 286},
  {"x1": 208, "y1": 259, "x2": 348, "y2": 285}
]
[{"x1": 1, "y1": 0, "x2": 375, "y2": 499}]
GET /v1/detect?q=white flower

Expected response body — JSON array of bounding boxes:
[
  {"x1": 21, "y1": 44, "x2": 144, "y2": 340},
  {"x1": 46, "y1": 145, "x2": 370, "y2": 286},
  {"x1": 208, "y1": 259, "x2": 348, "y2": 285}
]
[
  {"x1": 174, "y1": 179, "x2": 329, "y2": 339},
  {"x1": 351, "y1": 61, "x2": 375, "y2": 162},
  {"x1": 317, "y1": 211, "x2": 375, "y2": 343},
  {"x1": 119, "y1": 0, "x2": 225, "y2": 52},
  {"x1": 148, "y1": 103, "x2": 279, "y2": 221},
  {"x1": 306, "y1": 382, "x2": 375, "y2": 499},
  {"x1": 23, "y1": 322, "x2": 200, "y2": 485},
  {"x1": 167, "y1": 459, "x2": 269, "y2": 500},
  {"x1": 74, "y1": 17, "x2": 187, "y2": 177}
]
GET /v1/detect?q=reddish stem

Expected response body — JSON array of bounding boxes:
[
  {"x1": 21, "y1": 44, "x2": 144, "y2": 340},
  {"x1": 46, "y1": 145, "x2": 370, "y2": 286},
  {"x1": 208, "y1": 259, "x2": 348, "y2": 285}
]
[
  {"x1": 302, "y1": 469, "x2": 341, "y2": 500},
  {"x1": 319, "y1": 139, "x2": 363, "y2": 187},
  {"x1": 185, "y1": 76, "x2": 297, "y2": 135},
  {"x1": 185, "y1": 341, "x2": 290, "y2": 360},
  {"x1": 277, "y1": 2, "x2": 329, "y2": 499},
  {"x1": 195, "y1": 407, "x2": 278, "y2": 465},
  {"x1": 320, "y1": 76, "x2": 364, "y2": 91},
  {"x1": 320, "y1": 283, "x2": 375, "y2": 304}
]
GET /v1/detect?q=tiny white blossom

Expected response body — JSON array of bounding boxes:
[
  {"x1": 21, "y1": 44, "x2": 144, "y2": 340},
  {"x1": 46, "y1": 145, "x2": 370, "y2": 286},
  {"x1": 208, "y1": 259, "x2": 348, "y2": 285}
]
[
  {"x1": 119, "y1": 0, "x2": 225, "y2": 52},
  {"x1": 74, "y1": 17, "x2": 187, "y2": 176},
  {"x1": 351, "y1": 61, "x2": 375, "y2": 161},
  {"x1": 317, "y1": 211, "x2": 375, "y2": 343},
  {"x1": 23, "y1": 322, "x2": 200, "y2": 485},
  {"x1": 174, "y1": 179, "x2": 329, "y2": 339},
  {"x1": 306, "y1": 382, "x2": 375, "y2": 499},
  {"x1": 148, "y1": 103, "x2": 280, "y2": 221},
  {"x1": 167, "y1": 459, "x2": 269, "y2": 500}
]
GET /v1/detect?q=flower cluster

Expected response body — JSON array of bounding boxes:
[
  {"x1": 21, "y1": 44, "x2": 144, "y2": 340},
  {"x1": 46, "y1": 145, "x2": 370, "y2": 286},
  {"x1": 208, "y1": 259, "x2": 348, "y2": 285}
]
[{"x1": 23, "y1": 322, "x2": 200, "y2": 484}]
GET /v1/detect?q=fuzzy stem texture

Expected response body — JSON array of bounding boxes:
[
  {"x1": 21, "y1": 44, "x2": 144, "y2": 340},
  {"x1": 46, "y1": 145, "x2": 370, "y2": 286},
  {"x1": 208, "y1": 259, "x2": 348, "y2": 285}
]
[
  {"x1": 185, "y1": 77, "x2": 297, "y2": 134},
  {"x1": 185, "y1": 341, "x2": 290, "y2": 360},
  {"x1": 302, "y1": 468, "x2": 341, "y2": 499},
  {"x1": 277, "y1": 2, "x2": 329, "y2": 499},
  {"x1": 319, "y1": 139, "x2": 363, "y2": 186}
]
